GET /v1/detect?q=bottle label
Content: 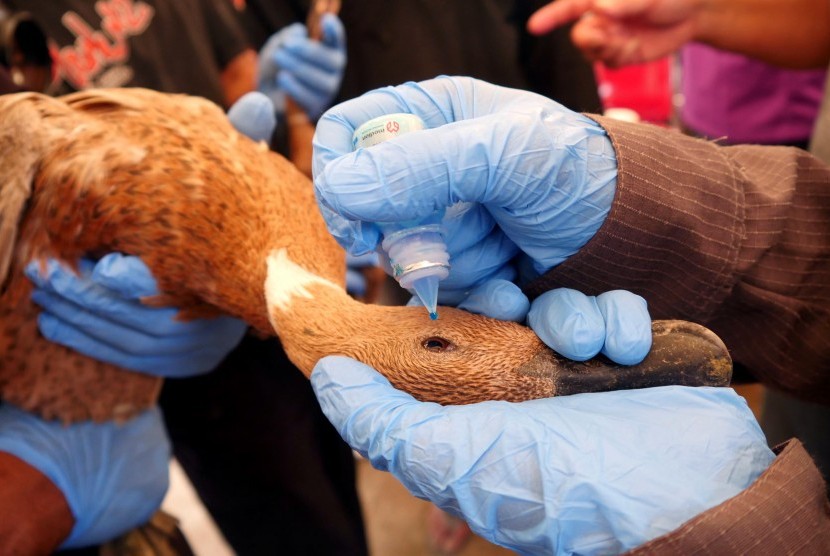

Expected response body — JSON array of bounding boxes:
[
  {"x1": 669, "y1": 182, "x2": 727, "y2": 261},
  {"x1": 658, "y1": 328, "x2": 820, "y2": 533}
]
[{"x1": 352, "y1": 113, "x2": 426, "y2": 149}]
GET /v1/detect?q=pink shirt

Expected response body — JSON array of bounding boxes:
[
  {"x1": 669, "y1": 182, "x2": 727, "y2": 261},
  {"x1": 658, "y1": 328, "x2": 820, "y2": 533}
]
[{"x1": 681, "y1": 43, "x2": 827, "y2": 145}]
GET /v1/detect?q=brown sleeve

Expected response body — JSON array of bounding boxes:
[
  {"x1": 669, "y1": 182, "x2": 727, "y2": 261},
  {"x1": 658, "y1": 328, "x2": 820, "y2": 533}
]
[
  {"x1": 524, "y1": 116, "x2": 830, "y2": 403},
  {"x1": 624, "y1": 440, "x2": 830, "y2": 554}
]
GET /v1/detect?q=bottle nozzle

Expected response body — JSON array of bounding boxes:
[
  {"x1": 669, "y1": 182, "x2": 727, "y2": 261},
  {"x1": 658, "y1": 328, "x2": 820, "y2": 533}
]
[
  {"x1": 382, "y1": 226, "x2": 449, "y2": 319},
  {"x1": 411, "y1": 275, "x2": 440, "y2": 320}
]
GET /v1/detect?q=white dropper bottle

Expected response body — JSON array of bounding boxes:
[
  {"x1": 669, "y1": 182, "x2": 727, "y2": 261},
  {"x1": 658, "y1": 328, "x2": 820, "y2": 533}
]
[{"x1": 352, "y1": 113, "x2": 450, "y2": 319}]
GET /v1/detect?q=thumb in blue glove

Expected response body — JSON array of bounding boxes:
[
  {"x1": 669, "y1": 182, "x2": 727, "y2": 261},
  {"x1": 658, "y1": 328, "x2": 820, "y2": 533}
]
[
  {"x1": 0, "y1": 403, "x2": 170, "y2": 548},
  {"x1": 258, "y1": 13, "x2": 346, "y2": 120},
  {"x1": 312, "y1": 355, "x2": 775, "y2": 555},
  {"x1": 25, "y1": 254, "x2": 247, "y2": 377}
]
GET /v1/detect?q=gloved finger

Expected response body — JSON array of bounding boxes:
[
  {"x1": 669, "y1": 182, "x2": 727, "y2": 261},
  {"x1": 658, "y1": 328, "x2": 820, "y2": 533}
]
[
  {"x1": 441, "y1": 202, "x2": 495, "y2": 254},
  {"x1": 596, "y1": 290, "x2": 652, "y2": 365},
  {"x1": 36, "y1": 310, "x2": 245, "y2": 376},
  {"x1": 260, "y1": 23, "x2": 306, "y2": 65},
  {"x1": 227, "y1": 91, "x2": 277, "y2": 143},
  {"x1": 31, "y1": 290, "x2": 244, "y2": 356},
  {"x1": 312, "y1": 78, "x2": 454, "y2": 178},
  {"x1": 439, "y1": 231, "x2": 519, "y2": 291},
  {"x1": 319, "y1": 13, "x2": 346, "y2": 51},
  {"x1": 277, "y1": 67, "x2": 340, "y2": 115},
  {"x1": 310, "y1": 355, "x2": 446, "y2": 469},
  {"x1": 456, "y1": 280, "x2": 530, "y2": 322},
  {"x1": 28, "y1": 271, "x2": 185, "y2": 335},
  {"x1": 89, "y1": 253, "x2": 159, "y2": 298},
  {"x1": 275, "y1": 55, "x2": 341, "y2": 102},
  {"x1": 312, "y1": 77, "x2": 496, "y2": 247},
  {"x1": 278, "y1": 32, "x2": 345, "y2": 73},
  {"x1": 527, "y1": 288, "x2": 605, "y2": 360},
  {"x1": 25, "y1": 257, "x2": 92, "y2": 288},
  {"x1": 26, "y1": 258, "x2": 159, "y2": 322},
  {"x1": 436, "y1": 264, "x2": 516, "y2": 306},
  {"x1": 258, "y1": 23, "x2": 306, "y2": 108}
]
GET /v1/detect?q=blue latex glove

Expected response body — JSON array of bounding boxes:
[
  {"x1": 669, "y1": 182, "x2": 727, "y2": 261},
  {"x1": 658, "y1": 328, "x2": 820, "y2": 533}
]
[
  {"x1": 258, "y1": 13, "x2": 346, "y2": 120},
  {"x1": 227, "y1": 91, "x2": 278, "y2": 143},
  {"x1": 528, "y1": 288, "x2": 651, "y2": 365},
  {"x1": 345, "y1": 251, "x2": 380, "y2": 298},
  {"x1": 25, "y1": 255, "x2": 247, "y2": 377},
  {"x1": 312, "y1": 356, "x2": 775, "y2": 556},
  {"x1": 313, "y1": 76, "x2": 617, "y2": 296},
  {"x1": 0, "y1": 403, "x2": 170, "y2": 548}
]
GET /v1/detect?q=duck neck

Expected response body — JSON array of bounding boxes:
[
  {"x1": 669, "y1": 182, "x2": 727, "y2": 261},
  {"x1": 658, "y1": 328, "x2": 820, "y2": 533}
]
[{"x1": 264, "y1": 247, "x2": 394, "y2": 376}]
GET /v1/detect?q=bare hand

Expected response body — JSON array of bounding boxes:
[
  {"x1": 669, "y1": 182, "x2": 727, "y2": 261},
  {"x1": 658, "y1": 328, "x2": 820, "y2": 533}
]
[{"x1": 527, "y1": 0, "x2": 701, "y2": 66}]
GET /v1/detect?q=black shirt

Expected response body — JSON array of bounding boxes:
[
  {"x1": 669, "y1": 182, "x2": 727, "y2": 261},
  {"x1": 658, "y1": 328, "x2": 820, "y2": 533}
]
[{"x1": 12, "y1": 0, "x2": 250, "y2": 105}]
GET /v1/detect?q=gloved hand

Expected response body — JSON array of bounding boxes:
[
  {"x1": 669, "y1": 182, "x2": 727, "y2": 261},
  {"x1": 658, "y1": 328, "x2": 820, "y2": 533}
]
[
  {"x1": 258, "y1": 13, "x2": 346, "y2": 120},
  {"x1": 312, "y1": 356, "x2": 775, "y2": 556},
  {"x1": 313, "y1": 76, "x2": 617, "y2": 299},
  {"x1": 0, "y1": 403, "x2": 170, "y2": 548},
  {"x1": 25, "y1": 255, "x2": 247, "y2": 377}
]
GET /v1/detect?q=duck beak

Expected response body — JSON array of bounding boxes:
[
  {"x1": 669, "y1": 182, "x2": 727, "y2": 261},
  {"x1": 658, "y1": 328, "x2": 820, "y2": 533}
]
[{"x1": 518, "y1": 320, "x2": 733, "y2": 396}]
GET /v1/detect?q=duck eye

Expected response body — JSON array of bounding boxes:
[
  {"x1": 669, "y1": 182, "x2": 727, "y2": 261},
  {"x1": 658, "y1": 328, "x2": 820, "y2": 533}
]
[{"x1": 422, "y1": 336, "x2": 452, "y2": 352}]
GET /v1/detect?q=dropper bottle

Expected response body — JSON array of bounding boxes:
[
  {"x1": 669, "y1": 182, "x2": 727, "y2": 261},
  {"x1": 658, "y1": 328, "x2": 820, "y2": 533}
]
[{"x1": 352, "y1": 113, "x2": 450, "y2": 319}]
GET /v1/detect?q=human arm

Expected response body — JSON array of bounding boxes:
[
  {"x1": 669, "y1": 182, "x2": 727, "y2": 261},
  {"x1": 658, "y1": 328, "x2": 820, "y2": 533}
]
[
  {"x1": 526, "y1": 0, "x2": 830, "y2": 68},
  {"x1": 0, "y1": 404, "x2": 170, "y2": 551},
  {"x1": 311, "y1": 355, "x2": 781, "y2": 555}
]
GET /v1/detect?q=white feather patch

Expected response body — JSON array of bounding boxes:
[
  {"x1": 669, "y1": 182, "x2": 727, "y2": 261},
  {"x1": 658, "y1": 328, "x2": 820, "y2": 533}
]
[{"x1": 265, "y1": 249, "x2": 338, "y2": 328}]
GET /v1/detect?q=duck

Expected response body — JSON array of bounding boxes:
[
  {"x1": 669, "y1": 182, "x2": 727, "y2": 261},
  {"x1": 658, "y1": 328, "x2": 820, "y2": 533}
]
[
  {"x1": 0, "y1": 88, "x2": 732, "y2": 426},
  {"x1": 0, "y1": 88, "x2": 734, "y2": 553}
]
